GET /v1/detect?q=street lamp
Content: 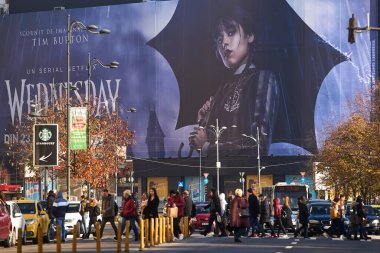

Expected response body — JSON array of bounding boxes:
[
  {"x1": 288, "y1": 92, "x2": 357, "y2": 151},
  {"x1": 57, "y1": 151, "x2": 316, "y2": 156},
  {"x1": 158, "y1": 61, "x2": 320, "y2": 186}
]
[
  {"x1": 66, "y1": 14, "x2": 110, "y2": 199},
  {"x1": 242, "y1": 126, "x2": 267, "y2": 194},
  {"x1": 197, "y1": 148, "x2": 202, "y2": 203},
  {"x1": 200, "y1": 118, "x2": 235, "y2": 195}
]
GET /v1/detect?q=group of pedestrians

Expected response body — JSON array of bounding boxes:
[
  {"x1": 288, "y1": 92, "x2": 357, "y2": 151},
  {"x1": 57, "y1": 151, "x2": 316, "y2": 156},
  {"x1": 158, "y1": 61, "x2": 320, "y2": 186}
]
[{"x1": 201, "y1": 188, "x2": 311, "y2": 243}]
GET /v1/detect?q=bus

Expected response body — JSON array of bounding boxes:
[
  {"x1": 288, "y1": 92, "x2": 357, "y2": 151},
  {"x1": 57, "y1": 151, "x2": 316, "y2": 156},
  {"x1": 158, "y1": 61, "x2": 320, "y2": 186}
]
[{"x1": 272, "y1": 182, "x2": 310, "y2": 211}]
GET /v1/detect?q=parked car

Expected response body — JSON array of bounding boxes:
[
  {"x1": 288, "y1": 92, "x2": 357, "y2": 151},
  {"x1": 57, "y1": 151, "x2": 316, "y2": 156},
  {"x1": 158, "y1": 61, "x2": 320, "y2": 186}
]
[
  {"x1": 65, "y1": 201, "x2": 84, "y2": 238},
  {"x1": 346, "y1": 204, "x2": 379, "y2": 235},
  {"x1": 0, "y1": 200, "x2": 12, "y2": 247},
  {"x1": 371, "y1": 205, "x2": 380, "y2": 216},
  {"x1": 190, "y1": 202, "x2": 212, "y2": 232},
  {"x1": 15, "y1": 200, "x2": 52, "y2": 243},
  {"x1": 6, "y1": 201, "x2": 26, "y2": 246}
]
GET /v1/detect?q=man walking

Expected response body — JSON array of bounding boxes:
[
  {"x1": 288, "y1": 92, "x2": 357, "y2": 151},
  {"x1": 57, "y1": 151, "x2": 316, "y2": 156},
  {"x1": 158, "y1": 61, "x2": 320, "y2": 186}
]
[
  {"x1": 98, "y1": 189, "x2": 118, "y2": 240},
  {"x1": 53, "y1": 191, "x2": 69, "y2": 242},
  {"x1": 247, "y1": 188, "x2": 262, "y2": 237}
]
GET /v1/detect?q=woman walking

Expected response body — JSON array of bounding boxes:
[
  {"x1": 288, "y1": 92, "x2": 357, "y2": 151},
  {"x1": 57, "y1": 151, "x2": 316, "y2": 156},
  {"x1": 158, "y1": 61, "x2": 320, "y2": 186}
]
[
  {"x1": 143, "y1": 188, "x2": 159, "y2": 219},
  {"x1": 273, "y1": 198, "x2": 287, "y2": 237},
  {"x1": 87, "y1": 198, "x2": 100, "y2": 238},
  {"x1": 229, "y1": 189, "x2": 249, "y2": 243},
  {"x1": 282, "y1": 196, "x2": 296, "y2": 236},
  {"x1": 259, "y1": 194, "x2": 276, "y2": 237}
]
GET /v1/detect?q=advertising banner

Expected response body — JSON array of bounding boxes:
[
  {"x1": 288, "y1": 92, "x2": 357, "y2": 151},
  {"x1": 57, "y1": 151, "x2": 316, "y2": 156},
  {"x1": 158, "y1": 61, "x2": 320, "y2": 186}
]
[
  {"x1": 69, "y1": 107, "x2": 87, "y2": 150},
  {"x1": 0, "y1": 0, "x2": 377, "y2": 159},
  {"x1": 33, "y1": 124, "x2": 59, "y2": 166}
]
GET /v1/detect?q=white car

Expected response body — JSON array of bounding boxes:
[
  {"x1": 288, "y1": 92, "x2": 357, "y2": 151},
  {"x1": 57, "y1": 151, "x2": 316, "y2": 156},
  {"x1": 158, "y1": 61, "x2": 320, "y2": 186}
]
[
  {"x1": 64, "y1": 201, "x2": 84, "y2": 238},
  {"x1": 6, "y1": 201, "x2": 26, "y2": 246}
]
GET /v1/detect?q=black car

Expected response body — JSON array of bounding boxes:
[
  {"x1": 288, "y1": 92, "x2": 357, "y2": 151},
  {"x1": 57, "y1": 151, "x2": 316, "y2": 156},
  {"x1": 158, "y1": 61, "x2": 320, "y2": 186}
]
[
  {"x1": 308, "y1": 202, "x2": 333, "y2": 235},
  {"x1": 346, "y1": 204, "x2": 379, "y2": 235}
]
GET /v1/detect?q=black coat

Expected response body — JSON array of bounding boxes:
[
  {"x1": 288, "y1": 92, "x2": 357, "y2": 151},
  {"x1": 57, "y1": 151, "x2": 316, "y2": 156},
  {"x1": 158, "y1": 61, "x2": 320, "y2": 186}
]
[
  {"x1": 248, "y1": 194, "x2": 260, "y2": 217},
  {"x1": 298, "y1": 202, "x2": 309, "y2": 224},
  {"x1": 143, "y1": 196, "x2": 159, "y2": 218},
  {"x1": 260, "y1": 198, "x2": 271, "y2": 223},
  {"x1": 205, "y1": 196, "x2": 221, "y2": 214},
  {"x1": 282, "y1": 206, "x2": 293, "y2": 227}
]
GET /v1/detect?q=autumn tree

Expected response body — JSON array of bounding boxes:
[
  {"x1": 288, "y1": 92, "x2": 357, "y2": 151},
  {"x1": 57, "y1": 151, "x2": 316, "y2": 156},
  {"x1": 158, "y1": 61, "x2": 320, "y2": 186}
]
[
  {"x1": 6, "y1": 96, "x2": 135, "y2": 194},
  {"x1": 316, "y1": 82, "x2": 380, "y2": 203}
]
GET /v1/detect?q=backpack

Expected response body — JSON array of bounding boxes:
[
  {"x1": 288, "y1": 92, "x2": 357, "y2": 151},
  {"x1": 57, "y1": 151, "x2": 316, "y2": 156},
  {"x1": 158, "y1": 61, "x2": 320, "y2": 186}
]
[
  {"x1": 191, "y1": 203, "x2": 196, "y2": 218},
  {"x1": 114, "y1": 202, "x2": 119, "y2": 216}
]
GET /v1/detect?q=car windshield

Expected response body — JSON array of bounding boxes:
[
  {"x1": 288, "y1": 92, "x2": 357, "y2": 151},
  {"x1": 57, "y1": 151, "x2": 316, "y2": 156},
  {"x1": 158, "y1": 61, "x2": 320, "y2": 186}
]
[
  {"x1": 364, "y1": 206, "x2": 376, "y2": 216},
  {"x1": 67, "y1": 203, "x2": 80, "y2": 213},
  {"x1": 310, "y1": 205, "x2": 330, "y2": 215},
  {"x1": 18, "y1": 203, "x2": 36, "y2": 214}
]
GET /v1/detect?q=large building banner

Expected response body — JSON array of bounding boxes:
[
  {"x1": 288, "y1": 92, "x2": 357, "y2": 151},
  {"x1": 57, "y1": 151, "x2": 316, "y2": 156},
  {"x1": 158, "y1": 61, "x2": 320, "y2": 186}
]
[{"x1": 0, "y1": 0, "x2": 377, "y2": 159}]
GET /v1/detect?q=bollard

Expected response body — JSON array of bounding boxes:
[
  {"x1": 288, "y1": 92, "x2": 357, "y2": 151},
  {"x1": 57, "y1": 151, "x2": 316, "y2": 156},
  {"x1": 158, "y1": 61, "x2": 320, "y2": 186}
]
[
  {"x1": 159, "y1": 217, "x2": 163, "y2": 244},
  {"x1": 166, "y1": 217, "x2": 170, "y2": 242},
  {"x1": 154, "y1": 217, "x2": 159, "y2": 245},
  {"x1": 96, "y1": 222, "x2": 101, "y2": 253},
  {"x1": 56, "y1": 224, "x2": 62, "y2": 253},
  {"x1": 180, "y1": 218, "x2": 184, "y2": 239},
  {"x1": 38, "y1": 226, "x2": 43, "y2": 253},
  {"x1": 117, "y1": 219, "x2": 122, "y2": 253},
  {"x1": 162, "y1": 217, "x2": 166, "y2": 243},
  {"x1": 17, "y1": 228, "x2": 22, "y2": 253},
  {"x1": 184, "y1": 216, "x2": 189, "y2": 238},
  {"x1": 150, "y1": 218, "x2": 154, "y2": 247},
  {"x1": 125, "y1": 220, "x2": 130, "y2": 253},
  {"x1": 144, "y1": 219, "x2": 149, "y2": 248},
  {"x1": 170, "y1": 217, "x2": 174, "y2": 242},
  {"x1": 139, "y1": 218, "x2": 144, "y2": 251},
  {"x1": 72, "y1": 224, "x2": 77, "y2": 253}
]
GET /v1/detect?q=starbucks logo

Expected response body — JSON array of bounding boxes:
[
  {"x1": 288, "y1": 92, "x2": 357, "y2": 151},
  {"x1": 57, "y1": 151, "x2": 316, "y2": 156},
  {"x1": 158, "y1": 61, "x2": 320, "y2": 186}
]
[{"x1": 39, "y1": 128, "x2": 52, "y2": 142}]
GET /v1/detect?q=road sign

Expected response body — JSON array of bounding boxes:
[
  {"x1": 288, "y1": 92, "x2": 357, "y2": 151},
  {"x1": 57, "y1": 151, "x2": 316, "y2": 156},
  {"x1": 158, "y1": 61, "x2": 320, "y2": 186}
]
[
  {"x1": 178, "y1": 181, "x2": 184, "y2": 188},
  {"x1": 33, "y1": 124, "x2": 58, "y2": 166}
]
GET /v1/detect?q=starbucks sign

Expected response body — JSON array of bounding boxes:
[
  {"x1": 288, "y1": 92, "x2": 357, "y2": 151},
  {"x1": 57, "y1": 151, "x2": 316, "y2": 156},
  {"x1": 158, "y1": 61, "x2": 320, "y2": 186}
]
[{"x1": 33, "y1": 124, "x2": 59, "y2": 166}]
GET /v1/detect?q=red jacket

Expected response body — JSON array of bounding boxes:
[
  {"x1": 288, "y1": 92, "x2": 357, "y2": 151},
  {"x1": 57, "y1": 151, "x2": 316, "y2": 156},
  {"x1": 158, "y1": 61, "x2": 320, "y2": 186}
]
[
  {"x1": 167, "y1": 194, "x2": 185, "y2": 218},
  {"x1": 122, "y1": 197, "x2": 136, "y2": 218}
]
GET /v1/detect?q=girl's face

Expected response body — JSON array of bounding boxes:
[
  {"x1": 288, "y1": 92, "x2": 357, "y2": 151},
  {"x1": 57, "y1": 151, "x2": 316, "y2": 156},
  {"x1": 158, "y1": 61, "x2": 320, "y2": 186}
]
[
  {"x1": 216, "y1": 20, "x2": 254, "y2": 70},
  {"x1": 149, "y1": 189, "x2": 155, "y2": 196}
]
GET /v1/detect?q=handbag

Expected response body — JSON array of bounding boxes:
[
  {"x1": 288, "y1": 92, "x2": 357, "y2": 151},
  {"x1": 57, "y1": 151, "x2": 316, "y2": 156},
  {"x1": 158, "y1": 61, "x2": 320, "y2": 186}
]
[
  {"x1": 238, "y1": 200, "x2": 249, "y2": 218},
  {"x1": 216, "y1": 213, "x2": 222, "y2": 223},
  {"x1": 168, "y1": 206, "x2": 178, "y2": 218}
]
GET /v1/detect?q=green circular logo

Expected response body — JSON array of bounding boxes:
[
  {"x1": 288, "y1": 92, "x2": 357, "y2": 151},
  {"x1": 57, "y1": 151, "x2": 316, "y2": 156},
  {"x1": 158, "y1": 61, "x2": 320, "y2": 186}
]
[{"x1": 39, "y1": 128, "x2": 52, "y2": 142}]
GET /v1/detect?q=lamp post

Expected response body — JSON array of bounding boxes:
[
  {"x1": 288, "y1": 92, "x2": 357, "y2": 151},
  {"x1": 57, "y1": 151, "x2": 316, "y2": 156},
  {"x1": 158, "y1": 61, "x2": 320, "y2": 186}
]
[
  {"x1": 197, "y1": 148, "x2": 202, "y2": 203},
  {"x1": 239, "y1": 172, "x2": 245, "y2": 193},
  {"x1": 66, "y1": 14, "x2": 110, "y2": 199},
  {"x1": 242, "y1": 126, "x2": 267, "y2": 194}
]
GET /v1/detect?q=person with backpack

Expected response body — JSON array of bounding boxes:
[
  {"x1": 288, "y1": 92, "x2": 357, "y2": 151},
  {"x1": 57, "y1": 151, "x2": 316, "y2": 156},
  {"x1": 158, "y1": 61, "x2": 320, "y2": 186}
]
[
  {"x1": 273, "y1": 197, "x2": 287, "y2": 237},
  {"x1": 97, "y1": 189, "x2": 118, "y2": 241},
  {"x1": 282, "y1": 196, "x2": 296, "y2": 236},
  {"x1": 52, "y1": 191, "x2": 69, "y2": 242},
  {"x1": 86, "y1": 198, "x2": 100, "y2": 239},
  {"x1": 121, "y1": 190, "x2": 139, "y2": 241}
]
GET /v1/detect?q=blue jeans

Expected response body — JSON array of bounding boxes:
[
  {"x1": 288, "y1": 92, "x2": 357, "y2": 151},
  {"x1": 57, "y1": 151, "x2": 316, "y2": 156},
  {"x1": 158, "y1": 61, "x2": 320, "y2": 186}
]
[
  {"x1": 250, "y1": 216, "x2": 263, "y2": 234},
  {"x1": 121, "y1": 217, "x2": 139, "y2": 238},
  {"x1": 81, "y1": 214, "x2": 88, "y2": 236},
  {"x1": 56, "y1": 217, "x2": 66, "y2": 241}
]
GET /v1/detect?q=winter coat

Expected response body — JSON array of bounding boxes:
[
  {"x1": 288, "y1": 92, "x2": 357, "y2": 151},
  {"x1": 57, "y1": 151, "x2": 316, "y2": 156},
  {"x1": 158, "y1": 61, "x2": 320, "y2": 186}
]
[
  {"x1": 298, "y1": 202, "x2": 309, "y2": 224},
  {"x1": 52, "y1": 192, "x2": 68, "y2": 219},
  {"x1": 88, "y1": 203, "x2": 100, "y2": 222},
  {"x1": 205, "y1": 195, "x2": 221, "y2": 214},
  {"x1": 230, "y1": 196, "x2": 249, "y2": 228},
  {"x1": 167, "y1": 194, "x2": 185, "y2": 218},
  {"x1": 248, "y1": 193, "x2": 260, "y2": 218},
  {"x1": 184, "y1": 196, "x2": 193, "y2": 217},
  {"x1": 47, "y1": 193, "x2": 55, "y2": 219},
  {"x1": 219, "y1": 193, "x2": 227, "y2": 216},
  {"x1": 80, "y1": 199, "x2": 88, "y2": 216},
  {"x1": 102, "y1": 193, "x2": 115, "y2": 218},
  {"x1": 143, "y1": 196, "x2": 159, "y2": 218},
  {"x1": 350, "y1": 202, "x2": 360, "y2": 225},
  {"x1": 282, "y1": 205, "x2": 293, "y2": 227},
  {"x1": 122, "y1": 196, "x2": 136, "y2": 218},
  {"x1": 273, "y1": 198, "x2": 282, "y2": 218},
  {"x1": 260, "y1": 198, "x2": 272, "y2": 223},
  {"x1": 356, "y1": 202, "x2": 366, "y2": 219}
]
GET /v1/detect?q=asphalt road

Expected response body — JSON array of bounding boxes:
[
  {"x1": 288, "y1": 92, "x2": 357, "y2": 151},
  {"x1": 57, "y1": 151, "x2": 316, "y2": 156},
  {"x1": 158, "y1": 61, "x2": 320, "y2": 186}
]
[{"x1": 1, "y1": 227, "x2": 379, "y2": 253}]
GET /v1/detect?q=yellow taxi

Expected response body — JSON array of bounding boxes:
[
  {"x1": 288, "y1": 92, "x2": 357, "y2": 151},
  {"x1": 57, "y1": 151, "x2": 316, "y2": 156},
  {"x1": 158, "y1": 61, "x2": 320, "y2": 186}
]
[{"x1": 15, "y1": 200, "x2": 52, "y2": 243}]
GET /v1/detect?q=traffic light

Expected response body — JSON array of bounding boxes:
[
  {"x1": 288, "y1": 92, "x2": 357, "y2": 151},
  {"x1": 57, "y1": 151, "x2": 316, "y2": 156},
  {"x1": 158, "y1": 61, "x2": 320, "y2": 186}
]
[
  {"x1": 348, "y1": 14, "x2": 357, "y2": 44},
  {"x1": 203, "y1": 178, "x2": 209, "y2": 184}
]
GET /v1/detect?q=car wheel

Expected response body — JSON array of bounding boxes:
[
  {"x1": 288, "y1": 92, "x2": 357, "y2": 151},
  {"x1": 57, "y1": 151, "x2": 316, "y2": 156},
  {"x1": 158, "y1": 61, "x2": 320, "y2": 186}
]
[
  {"x1": 43, "y1": 227, "x2": 51, "y2": 243},
  {"x1": 4, "y1": 227, "x2": 14, "y2": 248}
]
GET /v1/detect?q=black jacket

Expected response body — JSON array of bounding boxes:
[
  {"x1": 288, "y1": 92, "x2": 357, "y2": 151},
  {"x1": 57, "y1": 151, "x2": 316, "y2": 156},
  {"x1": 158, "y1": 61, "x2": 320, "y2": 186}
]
[
  {"x1": 205, "y1": 196, "x2": 221, "y2": 214},
  {"x1": 298, "y1": 202, "x2": 309, "y2": 224},
  {"x1": 248, "y1": 194, "x2": 260, "y2": 217},
  {"x1": 143, "y1": 196, "x2": 159, "y2": 218},
  {"x1": 282, "y1": 206, "x2": 293, "y2": 227},
  {"x1": 260, "y1": 198, "x2": 271, "y2": 223}
]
